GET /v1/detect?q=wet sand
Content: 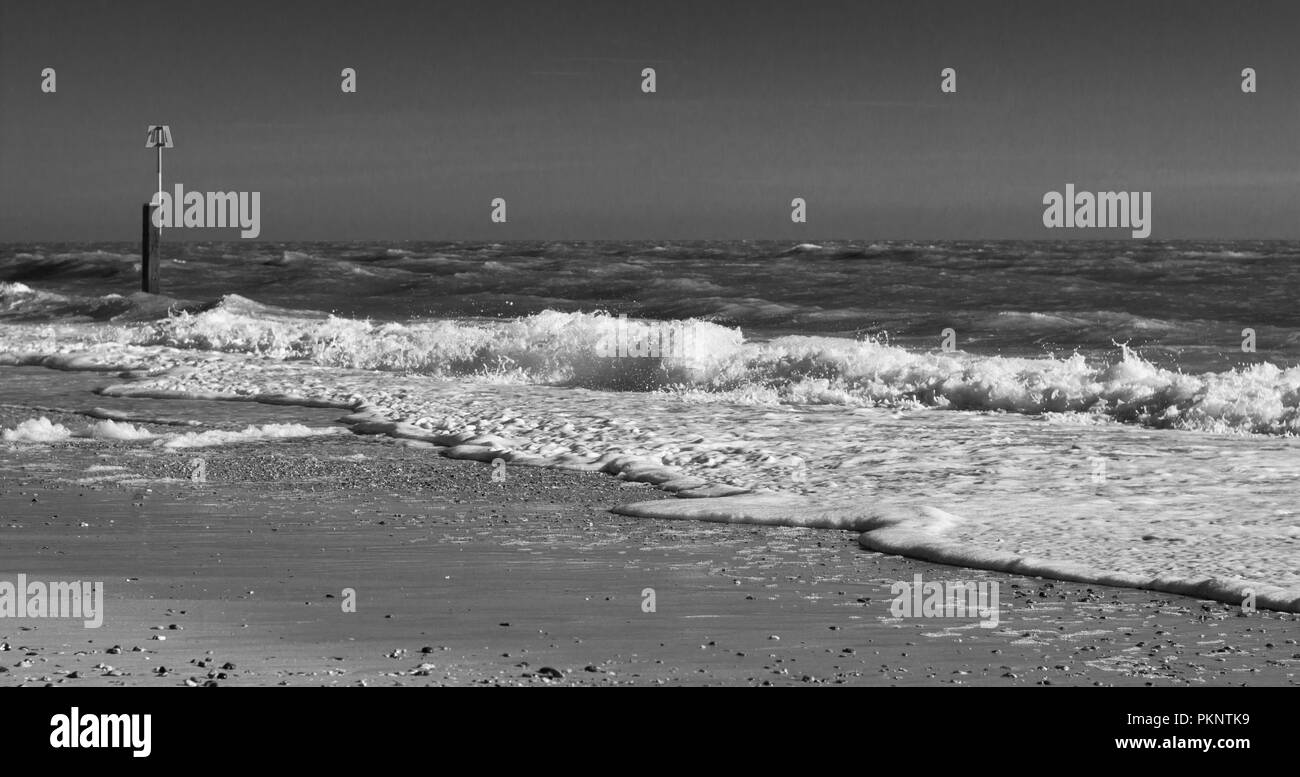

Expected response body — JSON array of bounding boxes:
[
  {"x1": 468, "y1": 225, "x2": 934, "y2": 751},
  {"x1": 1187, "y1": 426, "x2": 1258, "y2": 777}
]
[{"x1": 1, "y1": 400, "x2": 1296, "y2": 686}]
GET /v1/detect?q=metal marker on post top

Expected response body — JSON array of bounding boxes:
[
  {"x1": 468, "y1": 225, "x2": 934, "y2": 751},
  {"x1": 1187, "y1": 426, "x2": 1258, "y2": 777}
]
[{"x1": 146, "y1": 125, "x2": 173, "y2": 209}]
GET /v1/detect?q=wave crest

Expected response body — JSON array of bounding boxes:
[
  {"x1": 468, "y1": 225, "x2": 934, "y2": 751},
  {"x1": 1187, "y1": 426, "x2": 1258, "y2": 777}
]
[
  {"x1": 135, "y1": 301, "x2": 745, "y2": 389},
  {"x1": 8, "y1": 295, "x2": 1300, "y2": 435}
]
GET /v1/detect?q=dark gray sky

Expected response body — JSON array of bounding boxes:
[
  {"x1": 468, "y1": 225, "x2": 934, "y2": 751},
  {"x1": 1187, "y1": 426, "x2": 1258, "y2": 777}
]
[{"x1": 2, "y1": 0, "x2": 1297, "y2": 240}]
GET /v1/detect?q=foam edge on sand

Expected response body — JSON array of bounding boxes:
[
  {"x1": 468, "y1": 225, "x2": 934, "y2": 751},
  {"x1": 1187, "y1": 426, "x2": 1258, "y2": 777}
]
[
  {"x1": 612, "y1": 494, "x2": 1300, "y2": 614},
  {"x1": 94, "y1": 381, "x2": 1300, "y2": 613}
]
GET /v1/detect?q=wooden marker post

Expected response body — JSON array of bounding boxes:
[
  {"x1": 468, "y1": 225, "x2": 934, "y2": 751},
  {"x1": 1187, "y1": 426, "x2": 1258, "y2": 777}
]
[
  {"x1": 142, "y1": 125, "x2": 173, "y2": 294},
  {"x1": 141, "y1": 203, "x2": 160, "y2": 293}
]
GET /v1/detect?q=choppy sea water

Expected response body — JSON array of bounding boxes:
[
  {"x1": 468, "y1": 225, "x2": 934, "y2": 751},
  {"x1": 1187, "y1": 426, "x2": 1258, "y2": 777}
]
[{"x1": 2, "y1": 240, "x2": 1298, "y2": 608}]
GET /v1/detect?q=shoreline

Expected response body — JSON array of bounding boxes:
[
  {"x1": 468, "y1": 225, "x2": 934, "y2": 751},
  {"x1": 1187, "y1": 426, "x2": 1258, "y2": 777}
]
[
  {"x1": 1, "y1": 407, "x2": 1295, "y2": 686},
  {"x1": 7, "y1": 362, "x2": 1298, "y2": 610}
]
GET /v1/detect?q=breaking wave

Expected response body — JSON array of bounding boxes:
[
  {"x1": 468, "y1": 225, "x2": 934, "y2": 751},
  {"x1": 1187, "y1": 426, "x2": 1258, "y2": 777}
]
[{"x1": 6, "y1": 294, "x2": 1291, "y2": 436}]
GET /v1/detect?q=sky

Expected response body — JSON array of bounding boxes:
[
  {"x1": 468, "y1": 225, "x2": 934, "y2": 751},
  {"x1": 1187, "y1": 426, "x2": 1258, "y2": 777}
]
[{"x1": 1, "y1": 0, "x2": 1297, "y2": 241}]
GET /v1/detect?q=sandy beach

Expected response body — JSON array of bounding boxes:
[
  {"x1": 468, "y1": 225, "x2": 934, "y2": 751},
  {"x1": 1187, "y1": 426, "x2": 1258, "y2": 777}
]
[{"x1": 2, "y1": 383, "x2": 1295, "y2": 688}]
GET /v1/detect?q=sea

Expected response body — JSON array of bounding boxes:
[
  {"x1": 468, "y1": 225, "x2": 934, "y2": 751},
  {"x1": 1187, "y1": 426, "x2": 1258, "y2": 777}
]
[{"x1": 2, "y1": 240, "x2": 1298, "y2": 607}]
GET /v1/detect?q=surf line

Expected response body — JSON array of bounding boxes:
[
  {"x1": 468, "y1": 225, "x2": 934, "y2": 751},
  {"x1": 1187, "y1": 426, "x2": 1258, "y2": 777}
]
[
  {"x1": 86, "y1": 376, "x2": 1299, "y2": 614},
  {"x1": 1042, "y1": 183, "x2": 1151, "y2": 238}
]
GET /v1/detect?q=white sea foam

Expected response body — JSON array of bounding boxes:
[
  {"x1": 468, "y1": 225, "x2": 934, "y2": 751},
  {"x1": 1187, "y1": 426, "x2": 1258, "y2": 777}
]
[
  {"x1": 3, "y1": 416, "x2": 72, "y2": 442},
  {"x1": 88, "y1": 420, "x2": 156, "y2": 441},
  {"x1": 159, "y1": 423, "x2": 345, "y2": 448}
]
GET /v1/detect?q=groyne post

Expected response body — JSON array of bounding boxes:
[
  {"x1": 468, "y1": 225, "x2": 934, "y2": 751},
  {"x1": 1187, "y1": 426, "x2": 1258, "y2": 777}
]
[{"x1": 142, "y1": 125, "x2": 173, "y2": 294}]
